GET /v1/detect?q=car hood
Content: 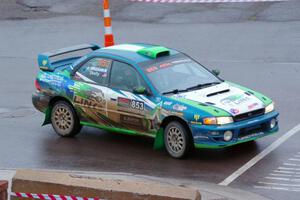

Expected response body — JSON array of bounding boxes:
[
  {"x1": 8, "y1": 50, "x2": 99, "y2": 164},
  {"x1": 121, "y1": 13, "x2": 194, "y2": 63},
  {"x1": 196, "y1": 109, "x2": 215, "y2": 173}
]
[{"x1": 171, "y1": 82, "x2": 265, "y2": 116}]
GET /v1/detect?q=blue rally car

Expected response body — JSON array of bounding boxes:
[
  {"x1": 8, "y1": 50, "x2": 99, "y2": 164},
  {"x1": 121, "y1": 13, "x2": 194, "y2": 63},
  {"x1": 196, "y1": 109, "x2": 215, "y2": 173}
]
[{"x1": 32, "y1": 43, "x2": 279, "y2": 158}]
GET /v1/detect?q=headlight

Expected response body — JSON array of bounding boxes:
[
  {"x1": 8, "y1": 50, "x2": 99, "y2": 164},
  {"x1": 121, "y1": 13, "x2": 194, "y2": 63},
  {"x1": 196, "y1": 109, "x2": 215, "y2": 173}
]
[
  {"x1": 265, "y1": 102, "x2": 274, "y2": 114},
  {"x1": 203, "y1": 117, "x2": 233, "y2": 125}
]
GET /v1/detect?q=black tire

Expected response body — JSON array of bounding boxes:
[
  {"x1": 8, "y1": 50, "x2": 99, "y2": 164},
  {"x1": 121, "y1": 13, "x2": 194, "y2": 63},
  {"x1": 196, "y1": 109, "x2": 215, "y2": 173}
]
[
  {"x1": 51, "y1": 100, "x2": 82, "y2": 137},
  {"x1": 164, "y1": 121, "x2": 192, "y2": 159}
]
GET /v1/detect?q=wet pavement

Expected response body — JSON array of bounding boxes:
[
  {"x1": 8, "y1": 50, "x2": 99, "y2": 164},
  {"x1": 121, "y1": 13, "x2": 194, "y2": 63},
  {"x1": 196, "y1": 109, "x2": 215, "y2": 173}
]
[{"x1": 0, "y1": 1, "x2": 300, "y2": 199}]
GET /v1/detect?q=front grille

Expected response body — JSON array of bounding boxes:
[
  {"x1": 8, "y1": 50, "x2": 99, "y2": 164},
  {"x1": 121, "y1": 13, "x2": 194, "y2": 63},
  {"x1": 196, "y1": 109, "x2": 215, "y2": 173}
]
[{"x1": 233, "y1": 108, "x2": 265, "y2": 122}]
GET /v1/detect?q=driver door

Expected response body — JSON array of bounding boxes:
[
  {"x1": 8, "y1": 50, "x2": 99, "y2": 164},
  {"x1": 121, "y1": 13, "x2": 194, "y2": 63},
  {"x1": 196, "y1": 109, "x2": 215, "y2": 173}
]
[{"x1": 106, "y1": 60, "x2": 157, "y2": 133}]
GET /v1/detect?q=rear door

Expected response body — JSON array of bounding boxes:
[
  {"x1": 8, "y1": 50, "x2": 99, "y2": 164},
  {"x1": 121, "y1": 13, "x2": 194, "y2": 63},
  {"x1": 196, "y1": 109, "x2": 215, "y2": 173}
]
[
  {"x1": 106, "y1": 60, "x2": 158, "y2": 134},
  {"x1": 71, "y1": 57, "x2": 113, "y2": 125}
]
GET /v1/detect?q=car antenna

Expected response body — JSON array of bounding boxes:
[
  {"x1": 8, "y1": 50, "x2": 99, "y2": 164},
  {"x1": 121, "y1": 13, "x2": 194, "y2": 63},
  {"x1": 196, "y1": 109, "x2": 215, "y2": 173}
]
[{"x1": 103, "y1": 0, "x2": 115, "y2": 47}]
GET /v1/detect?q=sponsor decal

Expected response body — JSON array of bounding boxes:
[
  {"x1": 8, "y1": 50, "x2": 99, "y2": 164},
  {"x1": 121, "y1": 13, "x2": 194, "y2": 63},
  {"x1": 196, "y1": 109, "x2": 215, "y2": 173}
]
[
  {"x1": 89, "y1": 90, "x2": 106, "y2": 105},
  {"x1": 159, "y1": 62, "x2": 172, "y2": 69},
  {"x1": 230, "y1": 108, "x2": 240, "y2": 115},
  {"x1": 173, "y1": 104, "x2": 187, "y2": 111},
  {"x1": 193, "y1": 135, "x2": 209, "y2": 140},
  {"x1": 74, "y1": 95, "x2": 104, "y2": 109},
  {"x1": 173, "y1": 93, "x2": 187, "y2": 98},
  {"x1": 145, "y1": 59, "x2": 191, "y2": 73},
  {"x1": 146, "y1": 66, "x2": 158, "y2": 73},
  {"x1": 248, "y1": 102, "x2": 259, "y2": 110},
  {"x1": 221, "y1": 94, "x2": 250, "y2": 106},
  {"x1": 117, "y1": 97, "x2": 145, "y2": 111},
  {"x1": 163, "y1": 101, "x2": 173, "y2": 106},
  {"x1": 171, "y1": 59, "x2": 190, "y2": 64},
  {"x1": 194, "y1": 114, "x2": 200, "y2": 121},
  {"x1": 42, "y1": 60, "x2": 48, "y2": 66},
  {"x1": 191, "y1": 114, "x2": 202, "y2": 125},
  {"x1": 98, "y1": 59, "x2": 111, "y2": 68},
  {"x1": 117, "y1": 97, "x2": 131, "y2": 108},
  {"x1": 120, "y1": 115, "x2": 143, "y2": 129},
  {"x1": 238, "y1": 132, "x2": 264, "y2": 141},
  {"x1": 89, "y1": 67, "x2": 108, "y2": 78},
  {"x1": 39, "y1": 73, "x2": 64, "y2": 88}
]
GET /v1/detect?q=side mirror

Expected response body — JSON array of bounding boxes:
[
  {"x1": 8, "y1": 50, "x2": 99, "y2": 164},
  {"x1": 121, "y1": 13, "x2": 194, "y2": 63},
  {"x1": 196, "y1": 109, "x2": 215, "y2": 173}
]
[
  {"x1": 212, "y1": 69, "x2": 220, "y2": 76},
  {"x1": 133, "y1": 87, "x2": 150, "y2": 95}
]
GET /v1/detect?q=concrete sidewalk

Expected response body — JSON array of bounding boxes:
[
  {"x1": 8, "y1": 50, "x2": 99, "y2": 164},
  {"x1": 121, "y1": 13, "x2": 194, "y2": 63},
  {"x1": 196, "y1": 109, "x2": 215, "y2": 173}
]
[{"x1": 0, "y1": 169, "x2": 270, "y2": 200}]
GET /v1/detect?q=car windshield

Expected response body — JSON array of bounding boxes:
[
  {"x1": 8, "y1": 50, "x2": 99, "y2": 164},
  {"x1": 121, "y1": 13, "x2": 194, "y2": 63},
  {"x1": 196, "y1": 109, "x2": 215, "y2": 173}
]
[{"x1": 140, "y1": 54, "x2": 222, "y2": 94}]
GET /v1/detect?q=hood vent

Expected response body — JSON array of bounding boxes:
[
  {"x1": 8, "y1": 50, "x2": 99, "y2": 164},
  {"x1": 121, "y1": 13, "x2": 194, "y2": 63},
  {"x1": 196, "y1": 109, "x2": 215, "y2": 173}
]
[{"x1": 206, "y1": 89, "x2": 230, "y2": 97}]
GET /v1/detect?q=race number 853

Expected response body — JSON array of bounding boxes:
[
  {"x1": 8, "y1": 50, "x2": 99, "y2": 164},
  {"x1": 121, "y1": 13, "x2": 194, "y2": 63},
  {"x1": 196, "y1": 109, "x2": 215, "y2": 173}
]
[{"x1": 131, "y1": 100, "x2": 144, "y2": 111}]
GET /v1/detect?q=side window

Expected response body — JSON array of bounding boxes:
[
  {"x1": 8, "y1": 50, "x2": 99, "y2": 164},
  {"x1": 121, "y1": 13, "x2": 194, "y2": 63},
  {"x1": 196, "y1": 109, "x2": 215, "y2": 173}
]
[
  {"x1": 74, "y1": 57, "x2": 112, "y2": 85},
  {"x1": 110, "y1": 61, "x2": 147, "y2": 91}
]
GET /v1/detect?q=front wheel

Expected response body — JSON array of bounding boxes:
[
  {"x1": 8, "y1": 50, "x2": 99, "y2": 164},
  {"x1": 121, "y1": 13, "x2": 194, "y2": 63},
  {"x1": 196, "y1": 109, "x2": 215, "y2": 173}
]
[
  {"x1": 51, "y1": 100, "x2": 82, "y2": 137},
  {"x1": 164, "y1": 121, "x2": 192, "y2": 159}
]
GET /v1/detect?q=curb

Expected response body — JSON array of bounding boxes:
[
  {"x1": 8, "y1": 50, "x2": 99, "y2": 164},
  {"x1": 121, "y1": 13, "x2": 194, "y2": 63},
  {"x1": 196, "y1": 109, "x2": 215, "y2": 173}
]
[
  {"x1": 11, "y1": 169, "x2": 201, "y2": 200},
  {"x1": 0, "y1": 169, "x2": 270, "y2": 200}
]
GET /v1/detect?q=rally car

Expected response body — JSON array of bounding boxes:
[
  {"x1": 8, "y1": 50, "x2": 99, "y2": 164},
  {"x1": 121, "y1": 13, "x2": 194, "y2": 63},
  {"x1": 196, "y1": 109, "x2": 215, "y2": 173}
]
[{"x1": 32, "y1": 43, "x2": 279, "y2": 158}]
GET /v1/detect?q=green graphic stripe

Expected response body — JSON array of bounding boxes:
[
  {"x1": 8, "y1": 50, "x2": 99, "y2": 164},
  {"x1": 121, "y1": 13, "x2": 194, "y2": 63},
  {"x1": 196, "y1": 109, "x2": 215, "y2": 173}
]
[{"x1": 80, "y1": 121, "x2": 156, "y2": 138}]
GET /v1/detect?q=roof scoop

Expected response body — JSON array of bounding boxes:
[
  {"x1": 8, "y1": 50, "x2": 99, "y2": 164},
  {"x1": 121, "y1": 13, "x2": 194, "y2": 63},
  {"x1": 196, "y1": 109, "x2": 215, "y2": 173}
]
[
  {"x1": 206, "y1": 89, "x2": 230, "y2": 97},
  {"x1": 137, "y1": 46, "x2": 170, "y2": 59}
]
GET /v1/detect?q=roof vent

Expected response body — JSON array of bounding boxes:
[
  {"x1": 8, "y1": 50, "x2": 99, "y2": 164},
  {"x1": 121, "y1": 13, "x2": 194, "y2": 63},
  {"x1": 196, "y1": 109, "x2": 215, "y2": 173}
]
[{"x1": 137, "y1": 46, "x2": 170, "y2": 59}]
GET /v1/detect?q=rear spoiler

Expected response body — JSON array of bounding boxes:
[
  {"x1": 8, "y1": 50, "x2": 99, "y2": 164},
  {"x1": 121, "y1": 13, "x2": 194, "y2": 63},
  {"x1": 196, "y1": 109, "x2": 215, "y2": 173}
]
[{"x1": 38, "y1": 44, "x2": 100, "y2": 71}]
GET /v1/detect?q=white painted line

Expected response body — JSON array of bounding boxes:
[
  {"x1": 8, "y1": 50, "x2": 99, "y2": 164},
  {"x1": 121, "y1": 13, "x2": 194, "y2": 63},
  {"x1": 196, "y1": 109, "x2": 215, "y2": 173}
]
[
  {"x1": 279, "y1": 167, "x2": 300, "y2": 171},
  {"x1": 265, "y1": 177, "x2": 291, "y2": 181},
  {"x1": 254, "y1": 185, "x2": 300, "y2": 192},
  {"x1": 266, "y1": 176, "x2": 300, "y2": 182},
  {"x1": 269, "y1": 173, "x2": 293, "y2": 177},
  {"x1": 258, "y1": 181, "x2": 300, "y2": 187},
  {"x1": 284, "y1": 163, "x2": 300, "y2": 167},
  {"x1": 219, "y1": 123, "x2": 300, "y2": 186},
  {"x1": 289, "y1": 158, "x2": 300, "y2": 162},
  {"x1": 273, "y1": 170, "x2": 300, "y2": 175},
  {"x1": 269, "y1": 173, "x2": 300, "y2": 178}
]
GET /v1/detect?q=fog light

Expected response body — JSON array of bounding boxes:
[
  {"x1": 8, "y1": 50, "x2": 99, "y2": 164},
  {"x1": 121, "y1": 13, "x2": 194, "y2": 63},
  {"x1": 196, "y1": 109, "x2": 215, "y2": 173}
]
[
  {"x1": 270, "y1": 118, "x2": 277, "y2": 129},
  {"x1": 224, "y1": 131, "x2": 233, "y2": 142}
]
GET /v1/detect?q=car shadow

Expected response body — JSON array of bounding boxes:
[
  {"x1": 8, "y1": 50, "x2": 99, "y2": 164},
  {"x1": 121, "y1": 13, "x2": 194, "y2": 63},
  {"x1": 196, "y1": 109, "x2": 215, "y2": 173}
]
[{"x1": 40, "y1": 126, "x2": 261, "y2": 183}]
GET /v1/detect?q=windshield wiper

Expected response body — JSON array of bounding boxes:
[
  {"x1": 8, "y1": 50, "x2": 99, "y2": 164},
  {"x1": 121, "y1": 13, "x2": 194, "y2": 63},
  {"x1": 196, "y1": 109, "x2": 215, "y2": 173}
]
[
  {"x1": 162, "y1": 89, "x2": 188, "y2": 95},
  {"x1": 186, "y1": 82, "x2": 221, "y2": 91}
]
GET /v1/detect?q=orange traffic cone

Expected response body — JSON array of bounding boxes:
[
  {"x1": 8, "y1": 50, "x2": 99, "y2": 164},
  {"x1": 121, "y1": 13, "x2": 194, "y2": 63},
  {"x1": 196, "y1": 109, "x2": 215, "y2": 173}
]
[{"x1": 103, "y1": 0, "x2": 114, "y2": 47}]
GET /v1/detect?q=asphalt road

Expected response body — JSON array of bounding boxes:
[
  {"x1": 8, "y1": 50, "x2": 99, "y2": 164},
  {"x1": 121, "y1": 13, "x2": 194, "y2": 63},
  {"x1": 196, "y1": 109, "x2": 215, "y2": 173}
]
[{"x1": 0, "y1": 1, "x2": 300, "y2": 199}]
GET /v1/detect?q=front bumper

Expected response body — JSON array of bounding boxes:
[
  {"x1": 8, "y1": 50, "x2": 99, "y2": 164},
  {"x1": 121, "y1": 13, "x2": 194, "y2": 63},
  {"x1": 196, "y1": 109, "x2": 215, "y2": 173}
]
[{"x1": 191, "y1": 111, "x2": 279, "y2": 149}]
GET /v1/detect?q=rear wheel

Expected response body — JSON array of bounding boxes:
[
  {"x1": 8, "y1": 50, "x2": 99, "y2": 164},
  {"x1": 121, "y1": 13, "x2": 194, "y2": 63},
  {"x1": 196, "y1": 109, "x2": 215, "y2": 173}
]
[
  {"x1": 164, "y1": 121, "x2": 192, "y2": 159},
  {"x1": 51, "y1": 100, "x2": 82, "y2": 137}
]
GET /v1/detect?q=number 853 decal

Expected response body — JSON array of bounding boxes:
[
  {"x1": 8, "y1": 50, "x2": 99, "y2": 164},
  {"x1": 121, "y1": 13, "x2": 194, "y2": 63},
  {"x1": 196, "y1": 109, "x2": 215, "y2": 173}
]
[
  {"x1": 117, "y1": 97, "x2": 145, "y2": 111},
  {"x1": 131, "y1": 99, "x2": 144, "y2": 111}
]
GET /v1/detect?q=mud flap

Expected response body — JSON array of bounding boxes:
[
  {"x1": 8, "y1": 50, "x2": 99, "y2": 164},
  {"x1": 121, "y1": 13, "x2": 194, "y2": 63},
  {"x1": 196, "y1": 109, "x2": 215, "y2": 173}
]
[
  {"x1": 153, "y1": 128, "x2": 165, "y2": 150},
  {"x1": 42, "y1": 107, "x2": 51, "y2": 126}
]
